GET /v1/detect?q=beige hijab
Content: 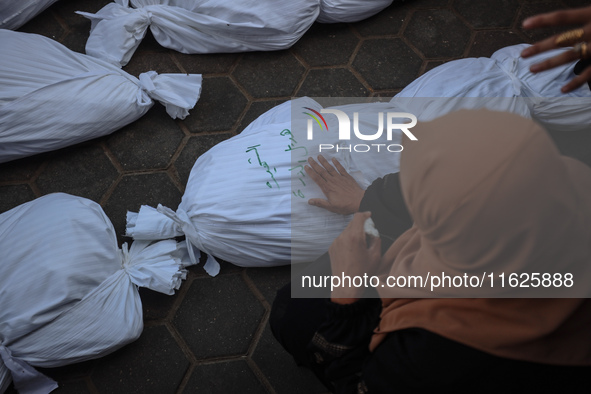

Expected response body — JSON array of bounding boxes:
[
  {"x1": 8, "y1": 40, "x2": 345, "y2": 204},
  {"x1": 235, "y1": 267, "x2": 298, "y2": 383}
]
[{"x1": 370, "y1": 109, "x2": 591, "y2": 365}]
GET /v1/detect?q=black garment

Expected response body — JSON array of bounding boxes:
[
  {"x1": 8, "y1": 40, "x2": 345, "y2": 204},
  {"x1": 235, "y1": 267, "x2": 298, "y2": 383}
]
[
  {"x1": 271, "y1": 283, "x2": 590, "y2": 393},
  {"x1": 574, "y1": 59, "x2": 591, "y2": 91},
  {"x1": 270, "y1": 173, "x2": 591, "y2": 393}
]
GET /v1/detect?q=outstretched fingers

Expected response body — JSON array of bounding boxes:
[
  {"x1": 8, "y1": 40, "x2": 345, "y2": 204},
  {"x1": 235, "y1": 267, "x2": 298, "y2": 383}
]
[
  {"x1": 317, "y1": 154, "x2": 338, "y2": 176},
  {"x1": 523, "y1": 9, "x2": 591, "y2": 30},
  {"x1": 529, "y1": 48, "x2": 581, "y2": 72},
  {"x1": 562, "y1": 65, "x2": 591, "y2": 92},
  {"x1": 330, "y1": 157, "x2": 353, "y2": 179},
  {"x1": 305, "y1": 156, "x2": 328, "y2": 184}
]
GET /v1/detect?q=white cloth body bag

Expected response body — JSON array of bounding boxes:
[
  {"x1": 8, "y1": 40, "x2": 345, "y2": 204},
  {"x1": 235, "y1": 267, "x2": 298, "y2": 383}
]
[
  {"x1": 0, "y1": 193, "x2": 189, "y2": 394},
  {"x1": 78, "y1": 0, "x2": 321, "y2": 66},
  {"x1": 394, "y1": 44, "x2": 591, "y2": 130},
  {"x1": 0, "y1": 30, "x2": 202, "y2": 164},
  {"x1": 0, "y1": 0, "x2": 59, "y2": 30},
  {"x1": 317, "y1": 0, "x2": 393, "y2": 23},
  {"x1": 127, "y1": 97, "x2": 405, "y2": 275}
]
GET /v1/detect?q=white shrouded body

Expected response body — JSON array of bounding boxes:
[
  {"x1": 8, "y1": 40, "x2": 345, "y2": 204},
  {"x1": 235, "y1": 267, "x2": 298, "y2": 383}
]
[
  {"x1": 0, "y1": 30, "x2": 202, "y2": 164},
  {"x1": 0, "y1": 0, "x2": 59, "y2": 30},
  {"x1": 0, "y1": 194, "x2": 189, "y2": 393},
  {"x1": 77, "y1": 0, "x2": 321, "y2": 66}
]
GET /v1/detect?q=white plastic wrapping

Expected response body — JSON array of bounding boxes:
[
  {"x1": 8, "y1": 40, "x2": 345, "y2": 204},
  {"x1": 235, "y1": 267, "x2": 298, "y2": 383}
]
[
  {"x1": 0, "y1": 0, "x2": 59, "y2": 30},
  {"x1": 394, "y1": 43, "x2": 591, "y2": 129},
  {"x1": 317, "y1": 0, "x2": 393, "y2": 23},
  {"x1": 0, "y1": 193, "x2": 190, "y2": 394},
  {"x1": 77, "y1": 0, "x2": 321, "y2": 67},
  {"x1": 0, "y1": 29, "x2": 202, "y2": 164}
]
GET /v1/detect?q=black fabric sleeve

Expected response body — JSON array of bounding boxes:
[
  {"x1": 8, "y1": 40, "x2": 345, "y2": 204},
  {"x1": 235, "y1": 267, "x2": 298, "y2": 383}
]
[{"x1": 358, "y1": 173, "x2": 412, "y2": 251}]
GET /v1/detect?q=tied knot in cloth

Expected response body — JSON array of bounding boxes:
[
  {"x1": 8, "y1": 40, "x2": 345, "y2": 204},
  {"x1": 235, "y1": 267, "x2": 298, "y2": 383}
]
[
  {"x1": 76, "y1": 0, "x2": 159, "y2": 67},
  {"x1": 120, "y1": 242, "x2": 133, "y2": 273},
  {"x1": 156, "y1": 205, "x2": 220, "y2": 276},
  {"x1": 124, "y1": 6, "x2": 152, "y2": 40},
  {"x1": 496, "y1": 55, "x2": 540, "y2": 104},
  {"x1": 118, "y1": 240, "x2": 188, "y2": 295},
  {"x1": 136, "y1": 71, "x2": 157, "y2": 107},
  {"x1": 498, "y1": 58, "x2": 523, "y2": 96},
  {"x1": 0, "y1": 343, "x2": 57, "y2": 394},
  {"x1": 136, "y1": 71, "x2": 203, "y2": 119}
]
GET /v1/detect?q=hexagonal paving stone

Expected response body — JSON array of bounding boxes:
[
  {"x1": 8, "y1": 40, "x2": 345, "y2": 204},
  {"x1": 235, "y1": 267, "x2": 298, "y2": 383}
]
[
  {"x1": 174, "y1": 133, "x2": 233, "y2": 185},
  {"x1": 352, "y1": 3, "x2": 410, "y2": 37},
  {"x1": 404, "y1": 8, "x2": 471, "y2": 59},
  {"x1": 423, "y1": 60, "x2": 446, "y2": 75},
  {"x1": 106, "y1": 105, "x2": 185, "y2": 171},
  {"x1": 50, "y1": 380, "x2": 93, "y2": 394},
  {"x1": 103, "y1": 172, "x2": 182, "y2": 243},
  {"x1": 36, "y1": 144, "x2": 118, "y2": 202},
  {"x1": 0, "y1": 184, "x2": 37, "y2": 214},
  {"x1": 139, "y1": 287, "x2": 183, "y2": 322},
  {"x1": 123, "y1": 51, "x2": 182, "y2": 78},
  {"x1": 39, "y1": 360, "x2": 97, "y2": 384},
  {"x1": 252, "y1": 325, "x2": 327, "y2": 394},
  {"x1": 18, "y1": 8, "x2": 64, "y2": 41},
  {"x1": 182, "y1": 361, "x2": 266, "y2": 393},
  {"x1": 372, "y1": 90, "x2": 402, "y2": 99},
  {"x1": 173, "y1": 52, "x2": 240, "y2": 75},
  {"x1": 453, "y1": 0, "x2": 520, "y2": 29},
  {"x1": 518, "y1": 1, "x2": 569, "y2": 43},
  {"x1": 173, "y1": 274, "x2": 265, "y2": 359},
  {"x1": 187, "y1": 255, "x2": 245, "y2": 278},
  {"x1": 91, "y1": 325, "x2": 190, "y2": 394},
  {"x1": 412, "y1": 0, "x2": 450, "y2": 6},
  {"x1": 292, "y1": 23, "x2": 359, "y2": 67},
  {"x1": 0, "y1": 156, "x2": 44, "y2": 182},
  {"x1": 53, "y1": 0, "x2": 111, "y2": 53},
  {"x1": 181, "y1": 77, "x2": 247, "y2": 133},
  {"x1": 245, "y1": 265, "x2": 291, "y2": 305},
  {"x1": 134, "y1": 30, "x2": 171, "y2": 53},
  {"x1": 296, "y1": 68, "x2": 369, "y2": 97},
  {"x1": 233, "y1": 51, "x2": 305, "y2": 98},
  {"x1": 5, "y1": 379, "x2": 92, "y2": 394},
  {"x1": 467, "y1": 30, "x2": 524, "y2": 58},
  {"x1": 353, "y1": 38, "x2": 423, "y2": 90},
  {"x1": 236, "y1": 100, "x2": 287, "y2": 134}
]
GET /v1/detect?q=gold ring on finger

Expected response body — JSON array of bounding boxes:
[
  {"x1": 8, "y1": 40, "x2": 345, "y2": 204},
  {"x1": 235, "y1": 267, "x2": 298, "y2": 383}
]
[
  {"x1": 573, "y1": 42, "x2": 590, "y2": 59},
  {"x1": 555, "y1": 28, "x2": 585, "y2": 46}
]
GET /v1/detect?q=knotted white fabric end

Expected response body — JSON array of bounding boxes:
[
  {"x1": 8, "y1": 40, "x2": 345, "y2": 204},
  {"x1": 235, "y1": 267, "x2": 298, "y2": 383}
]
[
  {"x1": 137, "y1": 71, "x2": 202, "y2": 119},
  {"x1": 0, "y1": 344, "x2": 57, "y2": 394},
  {"x1": 156, "y1": 205, "x2": 220, "y2": 276},
  {"x1": 119, "y1": 240, "x2": 188, "y2": 295},
  {"x1": 76, "y1": 1, "x2": 154, "y2": 67}
]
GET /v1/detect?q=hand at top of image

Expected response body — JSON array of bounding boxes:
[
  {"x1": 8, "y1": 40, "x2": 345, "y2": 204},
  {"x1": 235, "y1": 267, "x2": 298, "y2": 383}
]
[
  {"x1": 521, "y1": 5, "x2": 591, "y2": 93},
  {"x1": 304, "y1": 154, "x2": 365, "y2": 215}
]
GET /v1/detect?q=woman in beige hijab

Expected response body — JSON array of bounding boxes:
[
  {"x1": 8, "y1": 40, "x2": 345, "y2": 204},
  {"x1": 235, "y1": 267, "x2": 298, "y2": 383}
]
[{"x1": 271, "y1": 109, "x2": 591, "y2": 393}]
